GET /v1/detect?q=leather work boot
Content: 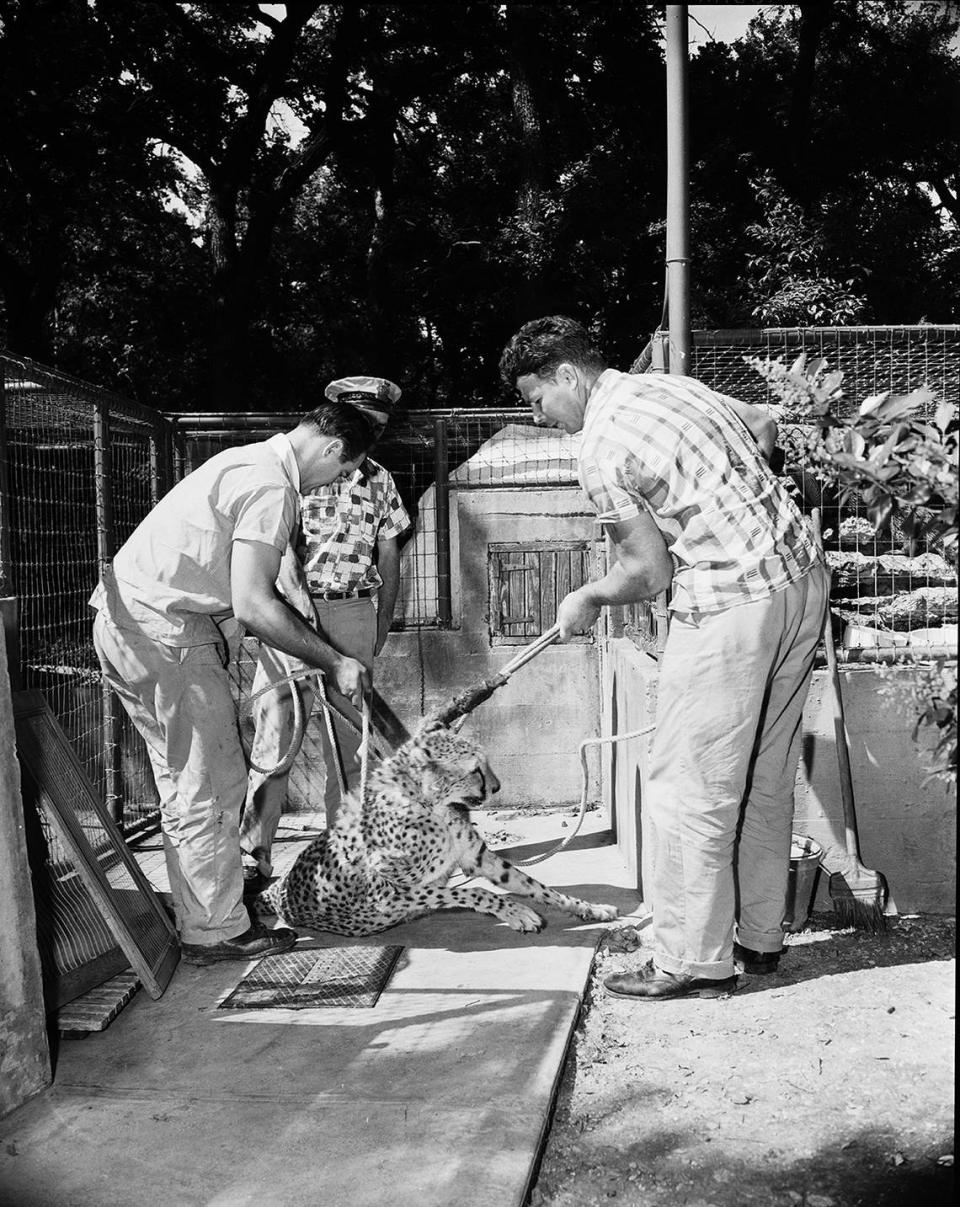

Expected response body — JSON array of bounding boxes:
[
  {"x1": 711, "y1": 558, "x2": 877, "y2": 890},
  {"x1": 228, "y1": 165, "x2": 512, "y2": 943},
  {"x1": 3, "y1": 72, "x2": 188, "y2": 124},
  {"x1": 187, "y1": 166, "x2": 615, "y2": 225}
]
[
  {"x1": 604, "y1": 959, "x2": 738, "y2": 1001},
  {"x1": 181, "y1": 923, "x2": 297, "y2": 966},
  {"x1": 733, "y1": 942, "x2": 782, "y2": 975}
]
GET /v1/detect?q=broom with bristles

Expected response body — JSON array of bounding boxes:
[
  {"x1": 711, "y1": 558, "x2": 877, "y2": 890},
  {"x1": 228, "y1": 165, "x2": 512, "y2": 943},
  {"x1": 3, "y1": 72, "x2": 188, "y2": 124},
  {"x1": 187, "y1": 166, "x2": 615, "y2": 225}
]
[{"x1": 812, "y1": 509, "x2": 891, "y2": 930}]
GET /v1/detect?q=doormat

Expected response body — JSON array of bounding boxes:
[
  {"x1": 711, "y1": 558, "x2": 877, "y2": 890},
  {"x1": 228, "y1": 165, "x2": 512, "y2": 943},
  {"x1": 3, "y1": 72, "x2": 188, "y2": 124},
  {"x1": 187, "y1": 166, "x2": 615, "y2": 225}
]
[{"x1": 217, "y1": 945, "x2": 404, "y2": 1010}]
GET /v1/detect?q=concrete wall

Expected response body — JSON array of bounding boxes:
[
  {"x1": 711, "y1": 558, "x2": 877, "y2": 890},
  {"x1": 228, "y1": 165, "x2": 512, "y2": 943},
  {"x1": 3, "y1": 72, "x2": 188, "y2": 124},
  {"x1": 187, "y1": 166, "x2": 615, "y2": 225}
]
[
  {"x1": 0, "y1": 604, "x2": 52, "y2": 1118},
  {"x1": 606, "y1": 638, "x2": 957, "y2": 916},
  {"x1": 794, "y1": 667, "x2": 956, "y2": 914},
  {"x1": 375, "y1": 485, "x2": 604, "y2": 808}
]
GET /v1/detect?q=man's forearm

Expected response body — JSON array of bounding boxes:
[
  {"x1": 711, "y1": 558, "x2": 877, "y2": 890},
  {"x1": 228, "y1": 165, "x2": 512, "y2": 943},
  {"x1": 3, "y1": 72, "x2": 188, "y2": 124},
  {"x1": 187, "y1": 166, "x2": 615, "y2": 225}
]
[
  {"x1": 377, "y1": 570, "x2": 400, "y2": 628},
  {"x1": 584, "y1": 557, "x2": 669, "y2": 606},
  {"x1": 239, "y1": 597, "x2": 345, "y2": 676}
]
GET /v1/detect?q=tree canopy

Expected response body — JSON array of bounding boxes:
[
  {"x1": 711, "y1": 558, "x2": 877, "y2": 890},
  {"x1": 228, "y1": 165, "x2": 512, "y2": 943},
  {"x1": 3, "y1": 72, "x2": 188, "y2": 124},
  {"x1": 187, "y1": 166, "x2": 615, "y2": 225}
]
[{"x1": 0, "y1": 1, "x2": 956, "y2": 411}]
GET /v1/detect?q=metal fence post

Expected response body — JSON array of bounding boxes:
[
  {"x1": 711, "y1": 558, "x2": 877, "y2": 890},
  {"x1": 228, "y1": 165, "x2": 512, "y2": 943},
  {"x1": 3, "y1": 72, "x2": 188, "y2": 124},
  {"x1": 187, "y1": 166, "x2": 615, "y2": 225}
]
[
  {"x1": 433, "y1": 416, "x2": 452, "y2": 627},
  {"x1": 93, "y1": 402, "x2": 122, "y2": 825},
  {"x1": 0, "y1": 361, "x2": 11, "y2": 599},
  {"x1": 149, "y1": 424, "x2": 161, "y2": 509},
  {"x1": 0, "y1": 361, "x2": 21, "y2": 689}
]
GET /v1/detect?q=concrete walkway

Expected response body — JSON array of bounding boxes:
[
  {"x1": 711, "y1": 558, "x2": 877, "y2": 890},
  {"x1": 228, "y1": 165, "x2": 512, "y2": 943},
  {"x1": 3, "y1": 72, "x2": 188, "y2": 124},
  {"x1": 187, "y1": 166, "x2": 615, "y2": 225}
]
[{"x1": 0, "y1": 811, "x2": 643, "y2": 1207}]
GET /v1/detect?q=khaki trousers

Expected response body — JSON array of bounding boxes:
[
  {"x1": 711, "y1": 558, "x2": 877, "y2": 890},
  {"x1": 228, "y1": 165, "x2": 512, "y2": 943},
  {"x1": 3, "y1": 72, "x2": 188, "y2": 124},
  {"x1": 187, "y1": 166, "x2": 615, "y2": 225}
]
[
  {"x1": 241, "y1": 596, "x2": 376, "y2": 868},
  {"x1": 647, "y1": 564, "x2": 828, "y2": 979},
  {"x1": 93, "y1": 611, "x2": 250, "y2": 946}
]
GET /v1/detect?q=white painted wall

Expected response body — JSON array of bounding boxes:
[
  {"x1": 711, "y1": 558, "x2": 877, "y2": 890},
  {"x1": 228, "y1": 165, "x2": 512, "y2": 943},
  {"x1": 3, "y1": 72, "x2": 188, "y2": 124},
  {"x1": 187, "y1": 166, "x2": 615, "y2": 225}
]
[{"x1": 376, "y1": 485, "x2": 605, "y2": 808}]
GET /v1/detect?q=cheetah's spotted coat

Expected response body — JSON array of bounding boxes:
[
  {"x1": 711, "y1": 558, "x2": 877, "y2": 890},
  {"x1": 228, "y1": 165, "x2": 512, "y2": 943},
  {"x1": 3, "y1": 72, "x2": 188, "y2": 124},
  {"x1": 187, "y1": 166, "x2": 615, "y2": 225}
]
[{"x1": 256, "y1": 720, "x2": 619, "y2": 935}]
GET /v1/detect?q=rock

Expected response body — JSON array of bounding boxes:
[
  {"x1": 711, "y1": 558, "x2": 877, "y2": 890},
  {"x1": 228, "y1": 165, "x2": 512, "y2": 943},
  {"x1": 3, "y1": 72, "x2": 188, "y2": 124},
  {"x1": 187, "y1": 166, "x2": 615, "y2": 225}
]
[
  {"x1": 826, "y1": 550, "x2": 957, "y2": 596},
  {"x1": 836, "y1": 587, "x2": 957, "y2": 631}
]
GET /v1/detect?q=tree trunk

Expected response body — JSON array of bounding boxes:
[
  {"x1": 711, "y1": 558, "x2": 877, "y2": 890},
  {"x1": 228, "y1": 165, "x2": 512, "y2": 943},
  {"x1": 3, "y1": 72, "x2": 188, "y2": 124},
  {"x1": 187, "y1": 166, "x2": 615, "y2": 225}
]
[
  {"x1": 0, "y1": 254, "x2": 60, "y2": 362},
  {"x1": 364, "y1": 60, "x2": 401, "y2": 374},
  {"x1": 506, "y1": 3, "x2": 548, "y2": 322},
  {"x1": 786, "y1": 1, "x2": 836, "y2": 204}
]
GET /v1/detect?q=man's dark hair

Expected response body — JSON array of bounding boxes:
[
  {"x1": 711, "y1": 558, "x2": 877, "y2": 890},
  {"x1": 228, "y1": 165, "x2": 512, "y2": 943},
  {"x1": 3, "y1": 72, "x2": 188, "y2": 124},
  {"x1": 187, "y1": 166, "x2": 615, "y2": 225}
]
[
  {"x1": 299, "y1": 402, "x2": 377, "y2": 462},
  {"x1": 499, "y1": 315, "x2": 607, "y2": 386}
]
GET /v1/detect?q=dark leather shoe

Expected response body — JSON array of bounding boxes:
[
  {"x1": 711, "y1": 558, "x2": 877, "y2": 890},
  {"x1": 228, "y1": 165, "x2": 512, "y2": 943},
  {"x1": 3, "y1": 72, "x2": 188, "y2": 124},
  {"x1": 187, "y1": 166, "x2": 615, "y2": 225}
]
[
  {"x1": 733, "y1": 942, "x2": 781, "y2": 975},
  {"x1": 604, "y1": 960, "x2": 737, "y2": 1001},
  {"x1": 181, "y1": 923, "x2": 297, "y2": 966}
]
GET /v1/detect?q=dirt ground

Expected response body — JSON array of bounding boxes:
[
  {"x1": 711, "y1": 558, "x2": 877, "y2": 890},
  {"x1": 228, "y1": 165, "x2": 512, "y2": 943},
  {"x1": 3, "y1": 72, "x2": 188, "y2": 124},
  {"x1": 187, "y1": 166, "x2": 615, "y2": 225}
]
[{"x1": 529, "y1": 911, "x2": 955, "y2": 1207}]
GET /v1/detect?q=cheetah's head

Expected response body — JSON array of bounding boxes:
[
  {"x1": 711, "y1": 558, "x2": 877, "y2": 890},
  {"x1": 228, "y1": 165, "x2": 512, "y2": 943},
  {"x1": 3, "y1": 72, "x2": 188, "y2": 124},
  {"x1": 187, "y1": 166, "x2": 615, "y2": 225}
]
[{"x1": 403, "y1": 719, "x2": 500, "y2": 812}]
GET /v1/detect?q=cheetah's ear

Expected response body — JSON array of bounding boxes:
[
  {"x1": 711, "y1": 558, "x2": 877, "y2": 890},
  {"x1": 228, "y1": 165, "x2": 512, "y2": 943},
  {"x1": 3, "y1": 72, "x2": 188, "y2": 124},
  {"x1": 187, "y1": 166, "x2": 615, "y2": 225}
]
[
  {"x1": 412, "y1": 716, "x2": 446, "y2": 743},
  {"x1": 403, "y1": 731, "x2": 435, "y2": 769}
]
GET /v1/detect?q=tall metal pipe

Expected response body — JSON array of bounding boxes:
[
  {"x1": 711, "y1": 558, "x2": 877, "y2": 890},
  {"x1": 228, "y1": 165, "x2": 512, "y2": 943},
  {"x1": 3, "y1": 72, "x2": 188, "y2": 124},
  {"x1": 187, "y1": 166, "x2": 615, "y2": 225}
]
[
  {"x1": 665, "y1": 5, "x2": 691, "y2": 375},
  {"x1": 93, "y1": 403, "x2": 121, "y2": 825},
  {"x1": 433, "y1": 417, "x2": 452, "y2": 628}
]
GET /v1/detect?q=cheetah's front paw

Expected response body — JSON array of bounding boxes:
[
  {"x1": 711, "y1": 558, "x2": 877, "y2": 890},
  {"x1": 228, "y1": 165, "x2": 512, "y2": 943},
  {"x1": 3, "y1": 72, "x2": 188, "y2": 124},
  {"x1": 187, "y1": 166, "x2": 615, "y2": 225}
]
[
  {"x1": 576, "y1": 902, "x2": 619, "y2": 922},
  {"x1": 501, "y1": 900, "x2": 546, "y2": 932}
]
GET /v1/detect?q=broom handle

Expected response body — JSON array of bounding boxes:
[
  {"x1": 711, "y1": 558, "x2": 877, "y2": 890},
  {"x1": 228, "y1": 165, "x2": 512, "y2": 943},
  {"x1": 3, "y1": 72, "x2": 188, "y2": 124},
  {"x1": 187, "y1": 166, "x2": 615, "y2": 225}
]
[{"x1": 811, "y1": 508, "x2": 861, "y2": 861}]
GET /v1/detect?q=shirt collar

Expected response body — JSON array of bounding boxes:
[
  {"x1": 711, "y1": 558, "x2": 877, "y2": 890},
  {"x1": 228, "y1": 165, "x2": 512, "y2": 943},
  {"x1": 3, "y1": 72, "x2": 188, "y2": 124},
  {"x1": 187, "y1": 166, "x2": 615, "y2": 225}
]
[
  {"x1": 584, "y1": 368, "x2": 622, "y2": 425},
  {"x1": 266, "y1": 432, "x2": 301, "y2": 494}
]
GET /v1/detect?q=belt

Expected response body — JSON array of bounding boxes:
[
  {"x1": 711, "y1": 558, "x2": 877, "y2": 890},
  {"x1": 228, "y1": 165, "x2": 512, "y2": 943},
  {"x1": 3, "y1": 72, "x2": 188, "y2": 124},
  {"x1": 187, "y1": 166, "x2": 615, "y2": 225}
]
[{"x1": 311, "y1": 587, "x2": 376, "y2": 601}]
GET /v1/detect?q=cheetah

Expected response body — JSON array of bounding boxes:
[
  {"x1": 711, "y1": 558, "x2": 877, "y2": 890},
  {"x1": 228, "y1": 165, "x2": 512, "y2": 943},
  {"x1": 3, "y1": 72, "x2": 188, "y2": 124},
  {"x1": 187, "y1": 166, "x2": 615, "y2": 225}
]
[{"x1": 254, "y1": 718, "x2": 619, "y2": 935}]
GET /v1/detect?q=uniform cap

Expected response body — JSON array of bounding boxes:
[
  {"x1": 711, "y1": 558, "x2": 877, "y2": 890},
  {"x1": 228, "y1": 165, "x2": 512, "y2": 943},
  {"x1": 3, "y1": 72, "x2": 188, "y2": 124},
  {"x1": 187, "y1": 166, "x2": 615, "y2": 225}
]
[{"x1": 324, "y1": 376, "x2": 401, "y2": 412}]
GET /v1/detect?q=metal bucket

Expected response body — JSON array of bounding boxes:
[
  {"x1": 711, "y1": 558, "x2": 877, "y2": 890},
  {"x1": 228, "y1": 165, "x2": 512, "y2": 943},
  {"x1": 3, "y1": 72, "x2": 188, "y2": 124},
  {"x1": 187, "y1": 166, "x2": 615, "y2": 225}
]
[{"x1": 782, "y1": 834, "x2": 823, "y2": 933}]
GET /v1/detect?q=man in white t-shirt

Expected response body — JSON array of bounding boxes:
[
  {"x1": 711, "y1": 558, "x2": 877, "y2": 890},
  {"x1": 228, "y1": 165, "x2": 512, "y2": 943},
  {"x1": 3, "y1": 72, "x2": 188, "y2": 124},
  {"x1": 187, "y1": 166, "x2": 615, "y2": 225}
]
[
  {"x1": 241, "y1": 377, "x2": 411, "y2": 892},
  {"x1": 90, "y1": 404, "x2": 377, "y2": 964}
]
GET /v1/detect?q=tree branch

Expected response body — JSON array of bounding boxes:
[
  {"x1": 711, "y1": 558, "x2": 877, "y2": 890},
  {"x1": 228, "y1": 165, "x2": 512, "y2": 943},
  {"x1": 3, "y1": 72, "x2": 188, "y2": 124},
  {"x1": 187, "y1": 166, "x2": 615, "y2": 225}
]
[
  {"x1": 269, "y1": 4, "x2": 361, "y2": 212},
  {"x1": 220, "y1": 3, "x2": 322, "y2": 191},
  {"x1": 144, "y1": 0, "x2": 255, "y2": 93}
]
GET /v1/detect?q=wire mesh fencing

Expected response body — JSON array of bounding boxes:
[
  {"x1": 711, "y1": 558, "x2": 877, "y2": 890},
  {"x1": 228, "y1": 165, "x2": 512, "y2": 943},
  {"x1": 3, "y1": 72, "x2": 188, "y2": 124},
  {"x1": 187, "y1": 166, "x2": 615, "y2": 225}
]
[
  {"x1": 683, "y1": 325, "x2": 958, "y2": 414},
  {"x1": 1, "y1": 353, "x2": 170, "y2": 833},
  {"x1": 623, "y1": 325, "x2": 959, "y2": 657},
  {"x1": 2, "y1": 326, "x2": 956, "y2": 832},
  {"x1": 167, "y1": 408, "x2": 582, "y2": 631}
]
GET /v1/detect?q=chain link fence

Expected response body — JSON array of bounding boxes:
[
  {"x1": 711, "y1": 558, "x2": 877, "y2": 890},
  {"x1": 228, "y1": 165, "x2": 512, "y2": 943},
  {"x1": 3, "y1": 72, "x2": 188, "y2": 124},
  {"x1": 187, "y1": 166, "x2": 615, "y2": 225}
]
[
  {"x1": 1, "y1": 353, "x2": 172, "y2": 834},
  {"x1": 2, "y1": 325, "x2": 956, "y2": 832},
  {"x1": 623, "y1": 325, "x2": 959, "y2": 654}
]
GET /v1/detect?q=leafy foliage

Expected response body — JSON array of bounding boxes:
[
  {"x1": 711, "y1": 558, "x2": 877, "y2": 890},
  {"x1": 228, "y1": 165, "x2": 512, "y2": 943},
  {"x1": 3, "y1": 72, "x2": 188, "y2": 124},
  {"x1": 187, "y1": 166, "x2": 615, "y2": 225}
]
[
  {"x1": 743, "y1": 172, "x2": 868, "y2": 326},
  {"x1": 749, "y1": 353, "x2": 958, "y2": 552},
  {"x1": 750, "y1": 352, "x2": 958, "y2": 782},
  {"x1": 0, "y1": 1, "x2": 957, "y2": 409}
]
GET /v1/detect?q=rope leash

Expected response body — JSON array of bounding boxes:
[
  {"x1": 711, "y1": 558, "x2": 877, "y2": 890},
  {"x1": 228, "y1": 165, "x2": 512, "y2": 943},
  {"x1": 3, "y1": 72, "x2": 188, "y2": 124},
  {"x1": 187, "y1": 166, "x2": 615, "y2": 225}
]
[
  {"x1": 448, "y1": 722, "x2": 656, "y2": 888},
  {"x1": 315, "y1": 673, "x2": 347, "y2": 795},
  {"x1": 515, "y1": 723, "x2": 656, "y2": 866},
  {"x1": 240, "y1": 630, "x2": 647, "y2": 869},
  {"x1": 242, "y1": 666, "x2": 386, "y2": 779},
  {"x1": 359, "y1": 696, "x2": 371, "y2": 800},
  {"x1": 243, "y1": 668, "x2": 313, "y2": 777}
]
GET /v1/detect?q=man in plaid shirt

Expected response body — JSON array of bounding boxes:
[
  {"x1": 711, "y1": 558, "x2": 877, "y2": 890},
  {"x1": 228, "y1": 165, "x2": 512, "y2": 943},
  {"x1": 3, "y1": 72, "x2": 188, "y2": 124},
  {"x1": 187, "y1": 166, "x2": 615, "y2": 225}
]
[
  {"x1": 241, "y1": 377, "x2": 410, "y2": 894},
  {"x1": 500, "y1": 316, "x2": 828, "y2": 1001}
]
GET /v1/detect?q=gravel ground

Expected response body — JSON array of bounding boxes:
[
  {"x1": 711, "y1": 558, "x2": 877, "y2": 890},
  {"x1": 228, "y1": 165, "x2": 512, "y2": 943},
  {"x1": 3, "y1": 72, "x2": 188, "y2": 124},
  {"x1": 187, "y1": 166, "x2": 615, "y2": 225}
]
[{"x1": 529, "y1": 912, "x2": 955, "y2": 1207}]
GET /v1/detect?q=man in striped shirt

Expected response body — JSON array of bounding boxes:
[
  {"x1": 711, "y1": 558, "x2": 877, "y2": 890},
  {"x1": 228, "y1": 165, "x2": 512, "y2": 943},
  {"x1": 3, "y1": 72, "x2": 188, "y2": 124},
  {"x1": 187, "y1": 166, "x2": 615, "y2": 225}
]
[{"x1": 500, "y1": 315, "x2": 828, "y2": 1001}]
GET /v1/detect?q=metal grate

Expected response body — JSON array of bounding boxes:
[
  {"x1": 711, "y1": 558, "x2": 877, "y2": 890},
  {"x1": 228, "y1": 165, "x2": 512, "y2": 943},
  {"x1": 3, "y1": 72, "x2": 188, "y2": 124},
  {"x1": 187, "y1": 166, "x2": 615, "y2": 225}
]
[
  {"x1": 216, "y1": 944, "x2": 404, "y2": 1010},
  {"x1": 13, "y1": 690, "x2": 179, "y2": 1000}
]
